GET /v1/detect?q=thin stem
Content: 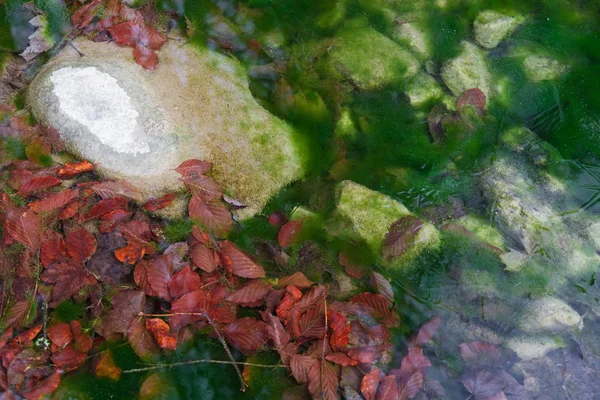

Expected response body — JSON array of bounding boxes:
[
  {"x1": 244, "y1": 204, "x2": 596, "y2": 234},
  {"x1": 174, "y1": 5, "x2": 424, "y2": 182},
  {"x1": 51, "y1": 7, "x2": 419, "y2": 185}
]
[{"x1": 122, "y1": 359, "x2": 289, "y2": 374}]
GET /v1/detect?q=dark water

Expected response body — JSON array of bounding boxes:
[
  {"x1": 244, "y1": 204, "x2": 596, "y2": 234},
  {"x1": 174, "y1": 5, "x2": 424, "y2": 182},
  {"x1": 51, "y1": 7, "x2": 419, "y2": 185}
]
[{"x1": 3, "y1": 0, "x2": 600, "y2": 399}]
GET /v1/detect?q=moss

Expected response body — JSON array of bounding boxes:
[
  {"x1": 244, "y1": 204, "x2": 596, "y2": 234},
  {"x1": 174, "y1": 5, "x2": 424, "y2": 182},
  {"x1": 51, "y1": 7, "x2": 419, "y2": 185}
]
[
  {"x1": 244, "y1": 352, "x2": 296, "y2": 399},
  {"x1": 54, "y1": 300, "x2": 86, "y2": 322},
  {"x1": 163, "y1": 219, "x2": 194, "y2": 243}
]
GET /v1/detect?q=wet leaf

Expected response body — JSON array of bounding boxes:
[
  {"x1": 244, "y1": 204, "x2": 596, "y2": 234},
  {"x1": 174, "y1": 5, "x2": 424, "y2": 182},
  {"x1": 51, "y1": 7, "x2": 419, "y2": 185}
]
[
  {"x1": 17, "y1": 176, "x2": 61, "y2": 196},
  {"x1": 170, "y1": 289, "x2": 210, "y2": 330},
  {"x1": 65, "y1": 227, "x2": 97, "y2": 264},
  {"x1": 57, "y1": 160, "x2": 94, "y2": 179},
  {"x1": 108, "y1": 21, "x2": 139, "y2": 47},
  {"x1": 146, "y1": 318, "x2": 177, "y2": 351},
  {"x1": 361, "y1": 368, "x2": 384, "y2": 400},
  {"x1": 400, "y1": 347, "x2": 431, "y2": 375},
  {"x1": 457, "y1": 88, "x2": 486, "y2": 115},
  {"x1": 127, "y1": 318, "x2": 158, "y2": 360},
  {"x1": 219, "y1": 240, "x2": 265, "y2": 279},
  {"x1": 72, "y1": 0, "x2": 103, "y2": 29},
  {"x1": 99, "y1": 209, "x2": 132, "y2": 233},
  {"x1": 47, "y1": 322, "x2": 73, "y2": 349},
  {"x1": 224, "y1": 317, "x2": 269, "y2": 354},
  {"x1": 5, "y1": 209, "x2": 42, "y2": 249},
  {"x1": 91, "y1": 181, "x2": 142, "y2": 201},
  {"x1": 375, "y1": 375, "x2": 399, "y2": 400},
  {"x1": 296, "y1": 305, "x2": 326, "y2": 339},
  {"x1": 278, "y1": 272, "x2": 314, "y2": 289},
  {"x1": 21, "y1": 371, "x2": 61, "y2": 400},
  {"x1": 28, "y1": 189, "x2": 78, "y2": 213},
  {"x1": 133, "y1": 45, "x2": 158, "y2": 70},
  {"x1": 325, "y1": 352, "x2": 358, "y2": 367},
  {"x1": 278, "y1": 220, "x2": 304, "y2": 247},
  {"x1": 183, "y1": 174, "x2": 222, "y2": 201},
  {"x1": 134, "y1": 260, "x2": 158, "y2": 297},
  {"x1": 227, "y1": 280, "x2": 271, "y2": 306},
  {"x1": 347, "y1": 344, "x2": 387, "y2": 364},
  {"x1": 370, "y1": 272, "x2": 394, "y2": 304},
  {"x1": 51, "y1": 345, "x2": 87, "y2": 371},
  {"x1": 3, "y1": 300, "x2": 33, "y2": 329},
  {"x1": 264, "y1": 312, "x2": 289, "y2": 349},
  {"x1": 382, "y1": 216, "x2": 424, "y2": 259},
  {"x1": 290, "y1": 355, "x2": 317, "y2": 383},
  {"x1": 143, "y1": 193, "x2": 176, "y2": 212},
  {"x1": 328, "y1": 310, "x2": 350, "y2": 350},
  {"x1": 427, "y1": 105, "x2": 448, "y2": 144},
  {"x1": 398, "y1": 372, "x2": 423, "y2": 400},
  {"x1": 338, "y1": 252, "x2": 368, "y2": 279},
  {"x1": 188, "y1": 197, "x2": 231, "y2": 238},
  {"x1": 85, "y1": 198, "x2": 129, "y2": 220},
  {"x1": 96, "y1": 350, "x2": 122, "y2": 381},
  {"x1": 350, "y1": 293, "x2": 394, "y2": 325},
  {"x1": 190, "y1": 244, "x2": 219, "y2": 273},
  {"x1": 459, "y1": 341, "x2": 502, "y2": 366},
  {"x1": 40, "y1": 232, "x2": 67, "y2": 267},
  {"x1": 409, "y1": 316, "x2": 440, "y2": 347},
  {"x1": 101, "y1": 290, "x2": 146, "y2": 337},
  {"x1": 41, "y1": 259, "x2": 97, "y2": 302},
  {"x1": 168, "y1": 265, "x2": 202, "y2": 299},
  {"x1": 138, "y1": 26, "x2": 166, "y2": 50},
  {"x1": 175, "y1": 159, "x2": 212, "y2": 176},
  {"x1": 461, "y1": 369, "x2": 504, "y2": 398},
  {"x1": 114, "y1": 243, "x2": 145, "y2": 265},
  {"x1": 307, "y1": 361, "x2": 340, "y2": 400}
]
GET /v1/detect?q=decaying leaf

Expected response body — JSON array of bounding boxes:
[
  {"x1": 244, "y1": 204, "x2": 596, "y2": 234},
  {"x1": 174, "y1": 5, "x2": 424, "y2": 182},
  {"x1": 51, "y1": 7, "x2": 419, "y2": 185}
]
[{"x1": 382, "y1": 216, "x2": 424, "y2": 259}]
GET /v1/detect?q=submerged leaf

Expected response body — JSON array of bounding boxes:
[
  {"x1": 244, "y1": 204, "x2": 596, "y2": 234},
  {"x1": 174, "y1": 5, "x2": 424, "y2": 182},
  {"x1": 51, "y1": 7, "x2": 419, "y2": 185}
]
[
  {"x1": 41, "y1": 260, "x2": 97, "y2": 302},
  {"x1": 382, "y1": 216, "x2": 424, "y2": 259},
  {"x1": 219, "y1": 241, "x2": 265, "y2": 279}
]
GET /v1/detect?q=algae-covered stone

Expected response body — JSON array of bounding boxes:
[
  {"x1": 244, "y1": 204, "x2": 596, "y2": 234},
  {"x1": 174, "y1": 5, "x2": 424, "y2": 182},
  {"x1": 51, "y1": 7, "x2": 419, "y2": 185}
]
[
  {"x1": 404, "y1": 72, "x2": 444, "y2": 107},
  {"x1": 328, "y1": 23, "x2": 419, "y2": 91},
  {"x1": 520, "y1": 296, "x2": 583, "y2": 333},
  {"x1": 28, "y1": 38, "x2": 304, "y2": 216},
  {"x1": 473, "y1": 10, "x2": 522, "y2": 49},
  {"x1": 392, "y1": 22, "x2": 431, "y2": 59},
  {"x1": 334, "y1": 108, "x2": 360, "y2": 142},
  {"x1": 453, "y1": 214, "x2": 505, "y2": 250},
  {"x1": 523, "y1": 55, "x2": 568, "y2": 82},
  {"x1": 326, "y1": 181, "x2": 440, "y2": 268},
  {"x1": 441, "y1": 41, "x2": 491, "y2": 98},
  {"x1": 505, "y1": 335, "x2": 565, "y2": 361}
]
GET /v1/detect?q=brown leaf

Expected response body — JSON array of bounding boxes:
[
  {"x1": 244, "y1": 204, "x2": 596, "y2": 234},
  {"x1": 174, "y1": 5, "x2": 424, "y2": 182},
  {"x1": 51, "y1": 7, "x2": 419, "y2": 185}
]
[
  {"x1": 85, "y1": 198, "x2": 129, "y2": 220},
  {"x1": 456, "y1": 88, "x2": 486, "y2": 114},
  {"x1": 289, "y1": 355, "x2": 317, "y2": 383},
  {"x1": 170, "y1": 289, "x2": 210, "y2": 330},
  {"x1": 99, "y1": 209, "x2": 132, "y2": 233},
  {"x1": 361, "y1": 368, "x2": 384, "y2": 400},
  {"x1": 3, "y1": 300, "x2": 32, "y2": 328},
  {"x1": 65, "y1": 227, "x2": 97, "y2": 263},
  {"x1": 264, "y1": 313, "x2": 289, "y2": 349},
  {"x1": 114, "y1": 243, "x2": 146, "y2": 265},
  {"x1": 219, "y1": 241, "x2": 265, "y2": 279},
  {"x1": 143, "y1": 193, "x2": 176, "y2": 212},
  {"x1": 101, "y1": 290, "x2": 146, "y2": 337},
  {"x1": 134, "y1": 260, "x2": 159, "y2": 297},
  {"x1": 147, "y1": 254, "x2": 177, "y2": 300},
  {"x1": 145, "y1": 318, "x2": 177, "y2": 351},
  {"x1": 127, "y1": 318, "x2": 158, "y2": 360},
  {"x1": 118, "y1": 221, "x2": 154, "y2": 246},
  {"x1": 90, "y1": 180, "x2": 142, "y2": 201},
  {"x1": 168, "y1": 265, "x2": 202, "y2": 299},
  {"x1": 376, "y1": 375, "x2": 399, "y2": 400},
  {"x1": 328, "y1": 310, "x2": 350, "y2": 350},
  {"x1": 325, "y1": 352, "x2": 358, "y2": 367},
  {"x1": 58, "y1": 198, "x2": 85, "y2": 220},
  {"x1": 227, "y1": 280, "x2": 271, "y2": 306},
  {"x1": 400, "y1": 347, "x2": 431, "y2": 375},
  {"x1": 278, "y1": 219, "x2": 304, "y2": 247},
  {"x1": 72, "y1": 0, "x2": 103, "y2": 29},
  {"x1": 278, "y1": 272, "x2": 314, "y2": 289},
  {"x1": 47, "y1": 321, "x2": 73, "y2": 350},
  {"x1": 382, "y1": 216, "x2": 424, "y2": 259},
  {"x1": 409, "y1": 316, "x2": 440, "y2": 347},
  {"x1": 5, "y1": 209, "x2": 42, "y2": 249},
  {"x1": 188, "y1": 197, "x2": 231, "y2": 238},
  {"x1": 57, "y1": 160, "x2": 94, "y2": 179},
  {"x1": 399, "y1": 372, "x2": 423, "y2": 400},
  {"x1": 51, "y1": 345, "x2": 87, "y2": 371},
  {"x1": 370, "y1": 272, "x2": 394, "y2": 304},
  {"x1": 175, "y1": 159, "x2": 212, "y2": 176},
  {"x1": 183, "y1": 174, "x2": 222, "y2": 201},
  {"x1": 338, "y1": 252, "x2": 369, "y2": 279},
  {"x1": 296, "y1": 305, "x2": 326, "y2": 339},
  {"x1": 96, "y1": 350, "x2": 122, "y2": 381},
  {"x1": 347, "y1": 345, "x2": 387, "y2": 364},
  {"x1": 223, "y1": 317, "x2": 269, "y2": 354},
  {"x1": 28, "y1": 189, "x2": 78, "y2": 214},
  {"x1": 133, "y1": 45, "x2": 159, "y2": 71},
  {"x1": 40, "y1": 232, "x2": 67, "y2": 268},
  {"x1": 8, "y1": 169, "x2": 33, "y2": 190},
  {"x1": 190, "y1": 244, "x2": 219, "y2": 273},
  {"x1": 459, "y1": 341, "x2": 502, "y2": 366},
  {"x1": 17, "y1": 176, "x2": 61, "y2": 196},
  {"x1": 40, "y1": 259, "x2": 97, "y2": 302},
  {"x1": 307, "y1": 361, "x2": 340, "y2": 400},
  {"x1": 21, "y1": 371, "x2": 61, "y2": 400}
]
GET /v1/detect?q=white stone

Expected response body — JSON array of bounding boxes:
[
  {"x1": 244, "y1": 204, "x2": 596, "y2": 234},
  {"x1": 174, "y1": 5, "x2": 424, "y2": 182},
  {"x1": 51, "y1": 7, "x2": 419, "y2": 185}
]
[
  {"x1": 473, "y1": 11, "x2": 521, "y2": 49},
  {"x1": 441, "y1": 41, "x2": 492, "y2": 98},
  {"x1": 520, "y1": 296, "x2": 583, "y2": 333},
  {"x1": 523, "y1": 55, "x2": 568, "y2": 81}
]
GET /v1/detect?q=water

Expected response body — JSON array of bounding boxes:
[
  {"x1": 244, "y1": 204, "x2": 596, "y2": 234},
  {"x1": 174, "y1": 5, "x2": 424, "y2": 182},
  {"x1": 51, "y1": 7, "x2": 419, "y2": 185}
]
[{"x1": 3, "y1": 0, "x2": 600, "y2": 398}]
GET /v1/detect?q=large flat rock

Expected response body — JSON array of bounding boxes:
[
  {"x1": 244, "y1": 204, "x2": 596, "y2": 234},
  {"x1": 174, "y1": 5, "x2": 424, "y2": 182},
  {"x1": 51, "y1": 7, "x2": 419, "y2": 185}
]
[{"x1": 28, "y1": 38, "x2": 304, "y2": 215}]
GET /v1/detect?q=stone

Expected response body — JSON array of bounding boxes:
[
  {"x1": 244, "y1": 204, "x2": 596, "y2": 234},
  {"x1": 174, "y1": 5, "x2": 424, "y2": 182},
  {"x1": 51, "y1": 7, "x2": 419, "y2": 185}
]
[
  {"x1": 392, "y1": 22, "x2": 431, "y2": 59},
  {"x1": 328, "y1": 22, "x2": 420, "y2": 91},
  {"x1": 505, "y1": 335, "x2": 565, "y2": 361},
  {"x1": 404, "y1": 72, "x2": 444, "y2": 108},
  {"x1": 473, "y1": 10, "x2": 522, "y2": 49},
  {"x1": 441, "y1": 41, "x2": 491, "y2": 98},
  {"x1": 523, "y1": 55, "x2": 568, "y2": 81},
  {"x1": 520, "y1": 296, "x2": 583, "y2": 333},
  {"x1": 28, "y1": 38, "x2": 304, "y2": 216},
  {"x1": 326, "y1": 180, "x2": 440, "y2": 268}
]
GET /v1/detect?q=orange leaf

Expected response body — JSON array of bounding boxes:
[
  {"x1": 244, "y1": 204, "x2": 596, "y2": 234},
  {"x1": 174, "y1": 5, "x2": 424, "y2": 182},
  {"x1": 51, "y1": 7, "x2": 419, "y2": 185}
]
[
  {"x1": 115, "y1": 243, "x2": 146, "y2": 265},
  {"x1": 146, "y1": 318, "x2": 177, "y2": 351},
  {"x1": 57, "y1": 160, "x2": 94, "y2": 179},
  {"x1": 28, "y1": 189, "x2": 79, "y2": 214},
  {"x1": 133, "y1": 45, "x2": 159, "y2": 71},
  {"x1": 96, "y1": 350, "x2": 122, "y2": 381},
  {"x1": 328, "y1": 310, "x2": 350, "y2": 350},
  {"x1": 143, "y1": 193, "x2": 176, "y2": 211},
  {"x1": 325, "y1": 352, "x2": 358, "y2": 367}
]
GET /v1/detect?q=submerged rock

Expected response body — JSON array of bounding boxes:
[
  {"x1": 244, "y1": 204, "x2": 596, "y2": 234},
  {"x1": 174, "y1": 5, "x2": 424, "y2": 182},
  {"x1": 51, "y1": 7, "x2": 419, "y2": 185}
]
[
  {"x1": 404, "y1": 72, "x2": 444, "y2": 108},
  {"x1": 523, "y1": 55, "x2": 568, "y2": 81},
  {"x1": 392, "y1": 22, "x2": 431, "y2": 59},
  {"x1": 28, "y1": 38, "x2": 304, "y2": 215},
  {"x1": 473, "y1": 10, "x2": 522, "y2": 49},
  {"x1": 328, "y1": 23, "x2": 419, "y2": 91},
  {"x1": 441, "y1": 41, "x2": 491, "y2": 99},
  {"x1": 326, "y1": 180, "x2": 440, "y2": 269}
]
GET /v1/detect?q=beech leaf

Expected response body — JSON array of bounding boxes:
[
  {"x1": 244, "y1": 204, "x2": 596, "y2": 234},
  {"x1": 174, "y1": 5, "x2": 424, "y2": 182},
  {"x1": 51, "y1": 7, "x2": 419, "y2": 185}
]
[
  {"x1": 410, "y1": 316, "x2": 440, "y2": 347},
  {"x1": 190, "y1": 244, "x2": 219, "y2": 273},
  {"x1": 382, "y1": 216, "x2": 424, "y2": 259},
  {"x1": 399, "y1": 372, "x2": 423, "y2": 400},
  {"x1": 17, "y1": 176, "x2": 61, "y2": 196},
  {"x1": 143, "y1": 193, "x2": 176, "y2": 212},
  {"x1": 168, "y1": 265, "x2": 202, "y2": 299},
  {"x1": 307, "y1": 361, "x2": 340, "y2": 400},
  {"x1": 457, "y1": 88, "x2": 486, "y2": 114},
  {"x1": 223, "y1": 317, "x2": 269, "y2": 354},
  {"x1": 277, "y1": 219, "x2": 304, "y2": 247},
  {"x1": 376, "y1": 375, "x2": 399, "y2": 400},
  {"x1": 5, "y1": 209, "x2": 42, "y2": 249},
  {"x1": 170, "y1": 289, "x2": 210, "y2": 330},
  {"x1": 188, "y1": 197, "x2": 232, "y2": 238},
  {"x1": 227, "y1": 280, "x2": 271, "y2": 306},
  {"x1": 133, "y1": 45, "x2": 159, "y2": 70},
  {"x1": 101, "y1": 290, "x2": 146, "y2": 337},
  {"x1": 85, "y1": 198, "x2": 129, "y2": 220},
  {"x1": 175, "y1": 159, "x2": 212, "y2": 176},
  {"x1": 183, "y1": 174, "x2": 222, "y2": 201},
  {"x1": 146, "y1": 318, "x2": 177, "y2": 351},
  {"x1": 219, "y1": 240, "x2": 265, "y2": 279},
  {"x1": 28, "y1": 189, "x2": 78, "y2": 214},
  {"x1": 57, "y1": 160, "x2": 94, "y2": 179},
  {"x1": 90, "y1": 180, "x2": 142, "y2": 201},
  {"x1": 65, "y1": 227, "x2": 97, "y2": 264},
  {"x1": 40, "y1": 260, "x2": 97, "y2": 302},
  {"x1": 361, "y1": 368, "x2": 384, "y2": 400},
  {"x1": 264, "y1": 313, "x2": 289, "y2": 349},
  {"x1": 278, "y1": 272, "x2": 314, "y2": 289},
  {"x1": 289, "y1": 355, "x2": 317, "y2": 383},
  {"x1": 325, "y1": 352, "x2": 358, "y2": 367}
]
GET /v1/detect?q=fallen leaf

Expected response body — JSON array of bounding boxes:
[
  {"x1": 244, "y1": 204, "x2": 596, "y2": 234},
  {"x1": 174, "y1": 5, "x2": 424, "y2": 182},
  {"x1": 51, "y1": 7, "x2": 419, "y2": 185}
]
[
  {"x1": 227, "y1": 280, "x2": 271, "y2": 306},
  {"x1": 398, "y1": 372, "x2": 423, "y2": 400},
  {"x1": 5, "y1": 209, "x2": 42, "y2": 249},
  {"x1": 338, "y1": 252, "x2": 368, "y2": 279},
  {"x1": 459, "y1": 341, "x2": 502, "y2": 367},
  {"x1": 188, "y1": 197, "x2": 231, "y2": 238},
  {"x1": 328, "y1": 310, "x2": 350, "y2": 350},
  {"x1": 399, "y1": 347, "x2": 431, "y2": 375},
  {"x1": 219, "y1": 240, "x2": 265, "y2": 279},
  {"x1": 40, "y1": 232, "x2": 67, "y2": 267},
  {"x1": 168, "y1": 265, "x2": 202, "y2": 299},
  {"x1": 382, "y1": 216, "x2": 424, "y2": 259},
  {"x1": 100, "y1": 290, "x2": 146, "y2": 337},
  {"x1": 264, "y1": 312, "x2": 289, "y2": 349},
  {"x1": 183, "y1": 174, "x2": 222, "y2": 201},
  {"x1": 133, "y1": 45, "x2": 159, "y2": 70},
  {"x1": 170, "y1": 289, "x2": 210, "y2": 330},
  {"x1": 457, "y1": 88, "x2": 486, "y2": 115},
  {"x1": 57, "y1": 160, "x2": 94, "y2": 179},
  {"x1": 307, "y1": 361, "x2": 340, "y2": 400},
  {"x1": 28, "y1": 189, "x2": 78, "y2": 213},
  {"x1": 409, "y1": 316, "x2": 440, "y2": 347},
  {"x1": 41, "y1": 259, "x2": 97, "y2": 302},
  {"x1": 361, "y1": 368, "x2": 384, "y2": 400},
  {"x1": 376, "y1": 375, "x2": 399, "y2": 400},
  {"x1": 85, "y1": 198, "x2": 129, "y2": 220},
  {"x1": 17, "y1": 176, "x2": 61, "y2": 196},
  {"x1": 278, "y1": 272, "x2": 314, "y2": 289},
  {"x1": 175, "y1": 159, "x2": 212, "y2": 176},
  {"x1": 96, "y1": 350, "x2": 122, "y2": 381},
  {"x1": 461, "y1": 369, "x2": 504, "y2": 399},
  {"x1": 223, "y1": 317, "x2": 269, "y2": 354},
  {"x1": 145, "y1": 318, "x2": 177, "y2": 350},
  {"x1": 47, "y1": 322, "x2": 73, "y2": 349},
  {"x1": 278, "y1": 219, "x2": 304, "y2": 247},
  {"x1": 65, "y1": 227, "x2": 97, "y2": 264},
  {"x1": 190, "y1": 244, "x2": 219, "y2": 273},
  {"x1": 90, "y1": 180, "x2": 142, "y2": 201},
  {"x1": 370, "y1": 272, "x2": 394, "y2": 304},
  {"x1": 325, "y1": 352, "x2": 358, "y2": 367},
  {"x1": 147, "y1": 255, "x2": 177, "y2": 300},
  {"x1": 72, "y1": 0, "x2": 103, "y2": 29},
  {"x1": 127, "y1": 318, "x2": 159, "y2": 360},
  {"x1": 290, "y1": 355, "x2": 317, "y2": 383},
  {"x1": 143, "y1": 193, "x2": 176, "y2": 211},
  {"x1": 21, "y1": 371, "x2": 61, "y2": 400}
]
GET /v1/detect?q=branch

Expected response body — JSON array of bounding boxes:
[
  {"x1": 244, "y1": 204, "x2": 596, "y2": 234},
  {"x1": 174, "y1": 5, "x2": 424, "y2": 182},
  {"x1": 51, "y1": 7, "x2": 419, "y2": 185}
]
[{"x1": 122, "y1": 359, "x2": 289, "y2": 374}]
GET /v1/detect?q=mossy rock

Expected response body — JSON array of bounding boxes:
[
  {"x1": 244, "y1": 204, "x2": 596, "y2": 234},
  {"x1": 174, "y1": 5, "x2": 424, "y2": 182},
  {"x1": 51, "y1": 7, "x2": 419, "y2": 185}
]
[
  {"x1": 473, "y1": 10, "x2": 523, "y2": 49},
  {"x1": 441, "y1": 41, "x2": 491, "y2": 99}
]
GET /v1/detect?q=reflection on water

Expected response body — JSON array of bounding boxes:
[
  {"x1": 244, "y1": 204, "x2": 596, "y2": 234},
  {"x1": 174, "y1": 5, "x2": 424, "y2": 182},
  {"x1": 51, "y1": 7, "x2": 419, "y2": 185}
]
[{"x1": 3, "y1": 0, "x2": 600, "y2": 398}]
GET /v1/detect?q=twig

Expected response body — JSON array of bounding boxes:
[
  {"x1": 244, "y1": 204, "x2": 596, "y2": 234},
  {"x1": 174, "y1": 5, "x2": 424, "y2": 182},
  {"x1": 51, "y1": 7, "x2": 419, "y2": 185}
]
[
  {"x1": 138, "y1": 311, "x2": 248, "y2": 392},
  {"x1": 122, "y1": 359, "x2": 289, "y2": 374},
  {"x1": 321, "y1": 294, "x2": 328, "y2": 400}
]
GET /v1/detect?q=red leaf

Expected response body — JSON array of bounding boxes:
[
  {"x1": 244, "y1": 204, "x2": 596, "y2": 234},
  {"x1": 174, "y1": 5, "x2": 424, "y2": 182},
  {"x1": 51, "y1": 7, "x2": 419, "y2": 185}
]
[
  {"x1": 293, "y1": 285, "x2": 326, "y2": 313},
  {"x1": 268, "y1": 211, "x2": 287, "y2": 227},
  {"x1": 3, "y1": 299, "x2": 32, "y2": 328},
  {"x1": 278, "y1": 272, "x2": 314, "y2": 289},
  {"x1": 101, "y1": 290, "x2": 146, "y2": 337},
  {"x1": 338, "y1": 252, "x2": 368, "y2": 279},
  {"x1": 109, "y1": 21, "x2": 139, "y2": 47},
  {"x1": 326, "y1": 352, "x2": 358, "y2": 367},
  {"x1": 72, "y1": 0, "x2": 103, "y2": 29},
  {"x1": 17, "y1": 176, "x2": 61, "y2": 196},
  {"x1": 183, "y1": 174, "x2": 222, "y2": 201},
  {"x1": 86, "y1": 198, "x2": 128, "y2": 220},
  {"x1": 264, "y1": 312, "x2": 289, "y2": 349},
  {"x1": 90, "y1": 180, "x2": 142, "y2": 201},
  {"x1": 459, "y1": 341, "x2": 502, "y2": 366},
  {"x1": 347, "y1": 344, "x2": 387, "y2": 364},
  {"x1": 40, "y1": 232, "x2": 67, "y2": 267},
  {"x1": 456, "y1": 88, "x2": 486, "y2": 114},
  {"x1": 147, "y1": 255, "x2": 176, "y2": 300},
  {"x1": 399, "y1": 372, "x2": 423, "y2": 400},
  {"x1": 5, "y1": 209, "x2": 42, "y2": 249},
  {"x1": 127, "y1": 318, "x2": 158, "y2": 359},
  {"x1": 145, "y1": 318, "x2": 177, "y2": 350},
  {"x1": 227, "y1": 280, "x2": 271, "y2": 306},
  {"x1": 65, "y1": 227, "x2": 97, "y2": 263},
  {"x1": 138, "y1": 26, "x2": 166, "y2": 50},
  {"x1": 328, "y1": 310, "x2": 350, "y2": 350},
  {"x1": 58, "y1": 198, "x2": 85, "y2": 220},
  {"x1": 170, "y1": 289, "x2": 210, "y2": 330},
  {"x1": 175, "y1": 160, "x2": 212, "y2": 176},
  {"x1": 118, "y1": 221, "x2": 154, "y2": 246},
  {"x1": 376, "y1": 375, "x2": 399, "y2": 400},
  {"x1": 133, "y1": 45, "x2": 159, "y2": 71},
  {"x1": 190, "y1": 244, "x2": 219, "y2": 273},
  {"x1": 223, "y1": 317, "x2": 269, "y2": 354},
  {"x1": 289, "y1": 355, "x2": 317, "y2": 383},
  {"x1": 41, "y1": 260, "x2": 97, "y2": 302},
  {"x1": 370, "y1": 272, "x2": 394, "y2": 304},
  {"x1": 21, "y1": 371, "x2": 61, "y2": 400},
  {"x1": 8, "y1": 169, "x2": 32, "y2": 190},
  {"x1": 99, "y1": 209, "x2": 132, "y2": 233},
  {"x1": 188, "y1": 197, "x2": 231, "y2": 238},
  {"x1": 296, "y1": 305, "x2": 326, "y2": 339},
  {"x1": 51, "y1": 345, "x2": 87, "y2": 371},
  {"x1": 277, "y1": 219, "x2": 304, "y2": 247},
  {"x1": 143, "y1": 193, "x2": 176, "y2": 212},
  {"x1": 28, "y1": 189, "x2": 78, "y2": 213},
  {"x1": 134, "y1": 260, "x2": 158, "y2": 297},
  {"x1": 382, "y1": 216, "x2": 424, "y2": 259},
  {"x1": 57, "y1": 160, "x2": 94, "y2": 179},
  {"x1": 168, "y1": 265, "x2": 202, "y2": 299},
  {"x1": 219, "y1": 241, "x2": 265, "y2": 279},
  {"x1": 307, "y1": 361, "x2": 340, "y2": 400},
  {"x1": 400, "y1": 347, "x2": 431, "y2": 375},
  {"x1": 350, "y1": 293, "x2": 395, "y2": 325},
  {"x1": 409, "y1": 316, "x2": 440, "y2": 347},
  {"x1": 361, "y1": 368, "x2": 385, "y2": 400},
  {"x1": 114, "y1": 243, "x2": 146, "y2": 265},
  {"x1": 47, "y1": 322, "x2": 73, "y2": 349}
]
